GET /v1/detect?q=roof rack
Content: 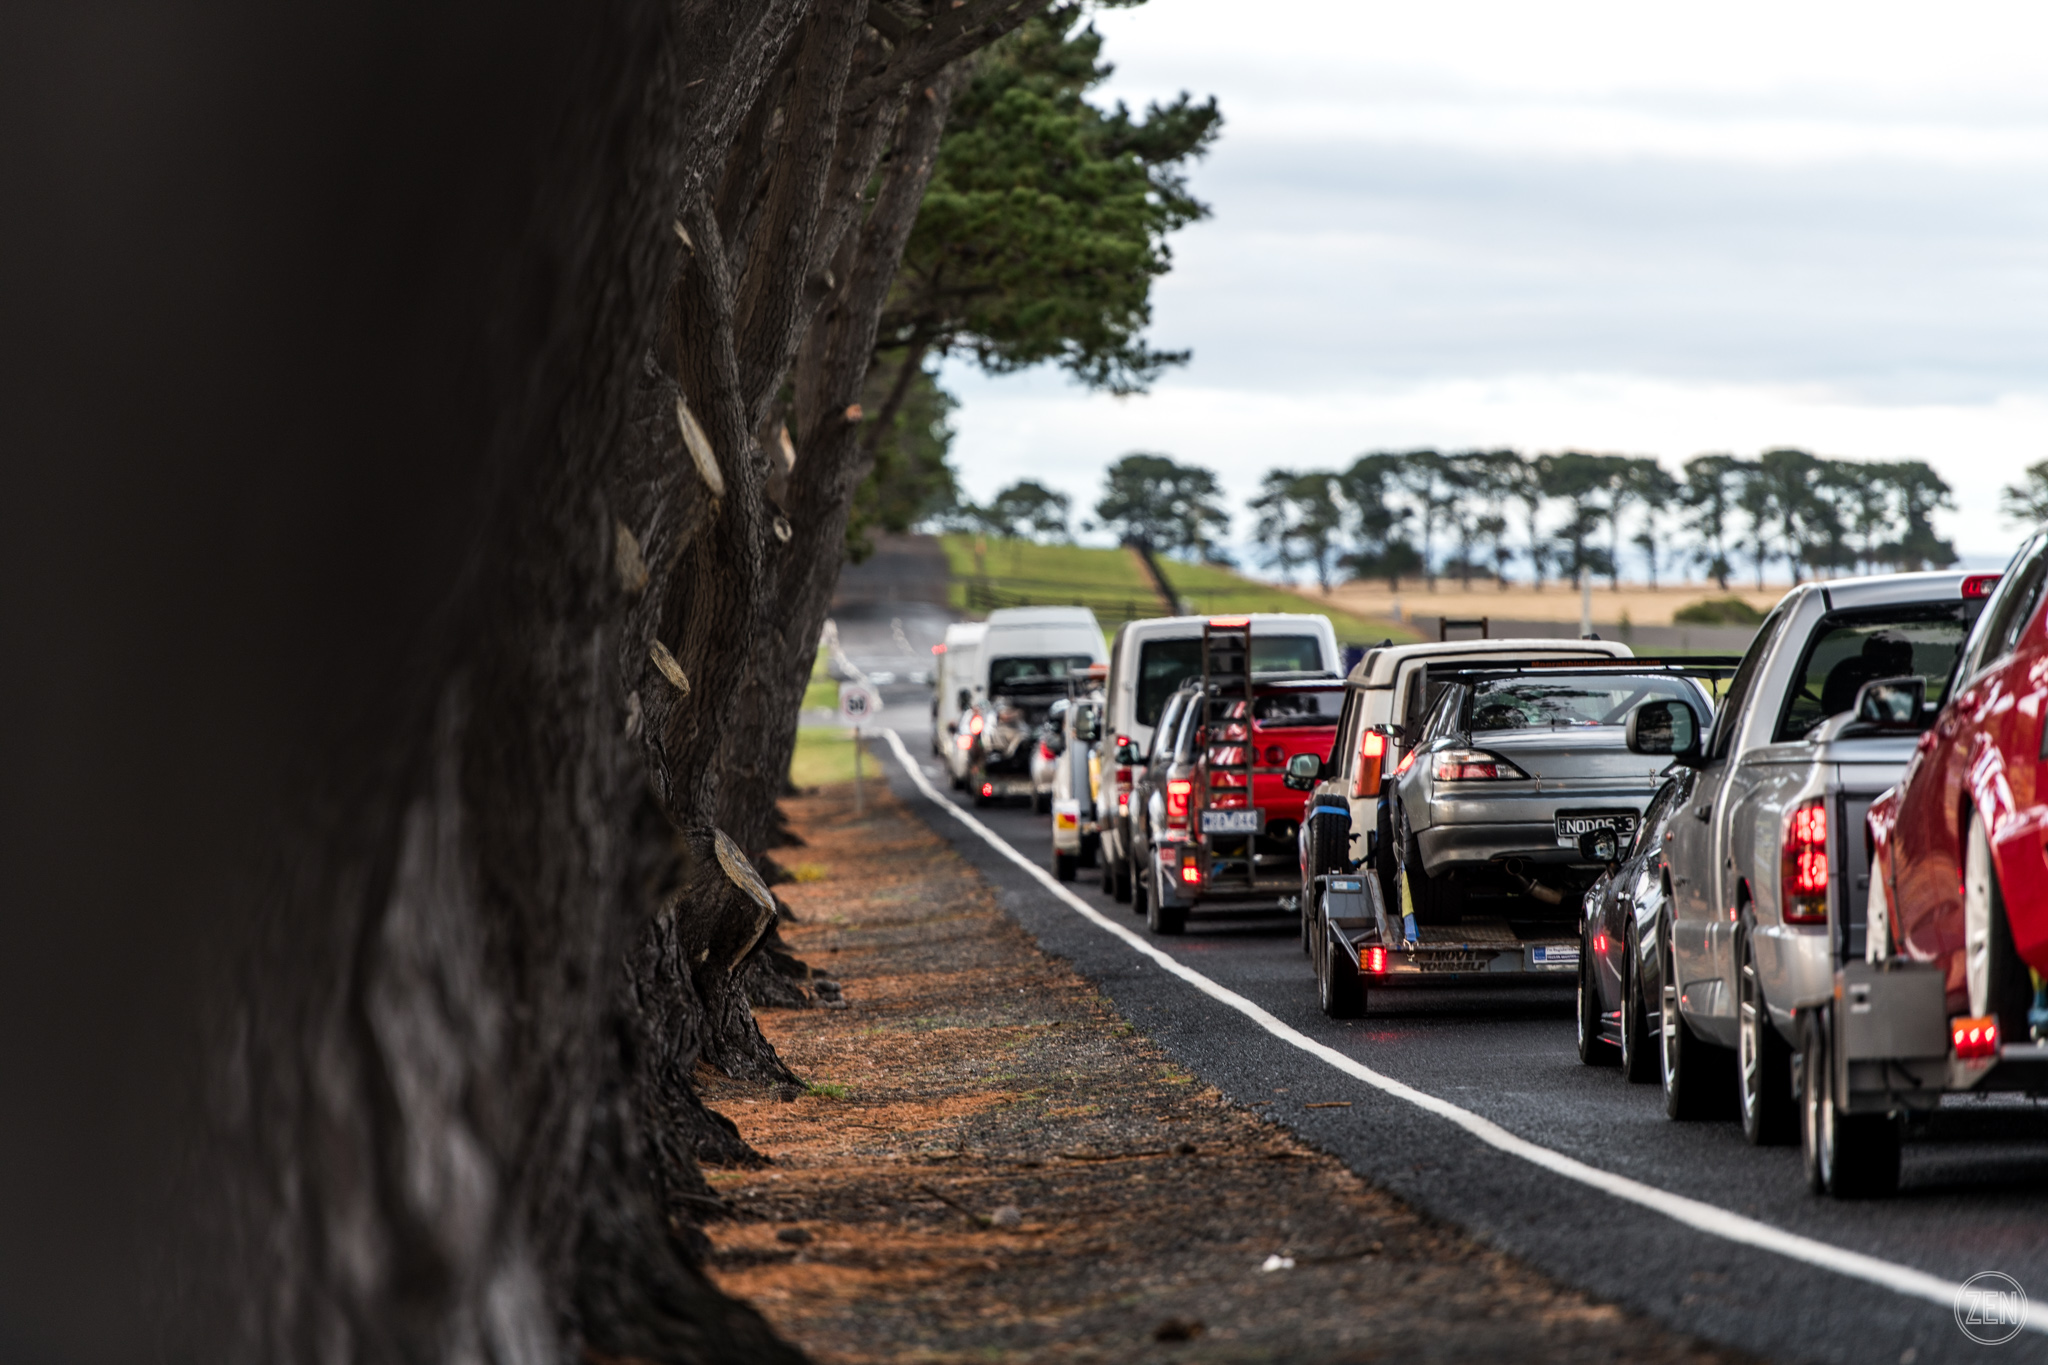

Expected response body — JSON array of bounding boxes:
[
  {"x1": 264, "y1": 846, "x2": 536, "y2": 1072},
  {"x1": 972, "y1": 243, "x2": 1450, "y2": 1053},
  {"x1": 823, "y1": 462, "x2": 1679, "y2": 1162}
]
[{"x1": 1427, "y1": 655, "x2": 1744, "y2": 684}]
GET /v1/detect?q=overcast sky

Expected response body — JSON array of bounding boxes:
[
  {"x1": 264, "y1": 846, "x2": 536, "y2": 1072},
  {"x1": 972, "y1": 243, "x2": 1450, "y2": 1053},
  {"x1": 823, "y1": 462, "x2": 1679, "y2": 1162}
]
[{"x1": 940, "y1": 0, "x2": 2048, "y2": 571}]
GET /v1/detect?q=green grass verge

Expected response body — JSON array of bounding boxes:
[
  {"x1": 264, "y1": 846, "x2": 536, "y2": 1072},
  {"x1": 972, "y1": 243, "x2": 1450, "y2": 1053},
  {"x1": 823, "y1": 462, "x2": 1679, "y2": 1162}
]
[
  {"x1": 802, "y1": 644, "x2": 838, "y2": 710},
  {"x1": 789, "y1": 726, "x2": 873, "y2": 788}
]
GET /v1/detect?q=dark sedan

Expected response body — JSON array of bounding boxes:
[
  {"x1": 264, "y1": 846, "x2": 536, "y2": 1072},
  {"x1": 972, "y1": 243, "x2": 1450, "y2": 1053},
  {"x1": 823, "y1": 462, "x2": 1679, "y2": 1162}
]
[{"x1": 1576, "y1": 766, "x2": 1697, "y2": 1079}]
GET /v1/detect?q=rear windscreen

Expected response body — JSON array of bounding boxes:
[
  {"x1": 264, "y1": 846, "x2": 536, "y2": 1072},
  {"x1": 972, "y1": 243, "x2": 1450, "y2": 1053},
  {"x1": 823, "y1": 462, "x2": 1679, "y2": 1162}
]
[
  {"x1": 1467, "y1": 675, "x2": 1699, "y2": 731},
  {"x1": 1136, "y1": 633, "x2": 1322, "y2": 726},
  {"x1": 1773, "y1": 603, "x2": 1973, "y2": 741},
  {"x1": 1252, "y1": 689, "x2": 1344, "y2": 727},
  {"x1": 989, "y1": 655, "x2": 1096, "y2": 690}
]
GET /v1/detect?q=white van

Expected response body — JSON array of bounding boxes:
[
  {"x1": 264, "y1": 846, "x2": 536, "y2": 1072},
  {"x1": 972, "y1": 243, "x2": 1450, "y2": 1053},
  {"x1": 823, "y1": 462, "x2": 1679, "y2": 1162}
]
[
  {"x1": 957, "y1": 607, "x2": 1109, "y2": 800},
  {"x1": 1096, "y1": 613, "x2": 1341, "y2": 901},
  {"x1": 933, "y1": 621, "x2": 986, "y2": 775}
]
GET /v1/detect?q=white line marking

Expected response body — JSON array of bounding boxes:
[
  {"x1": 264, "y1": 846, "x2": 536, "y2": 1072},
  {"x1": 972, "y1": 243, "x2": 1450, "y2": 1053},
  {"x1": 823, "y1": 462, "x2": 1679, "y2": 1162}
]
[{"x1": 879, "y1": 727, "x2": 2041, "y2": 1334}]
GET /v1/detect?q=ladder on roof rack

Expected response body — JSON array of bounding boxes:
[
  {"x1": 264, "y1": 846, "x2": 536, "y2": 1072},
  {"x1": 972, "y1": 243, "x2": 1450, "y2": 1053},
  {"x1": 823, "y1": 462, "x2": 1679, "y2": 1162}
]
[{"x1": 1201, "y1": 618, "x2": 1256, "y2": 891}]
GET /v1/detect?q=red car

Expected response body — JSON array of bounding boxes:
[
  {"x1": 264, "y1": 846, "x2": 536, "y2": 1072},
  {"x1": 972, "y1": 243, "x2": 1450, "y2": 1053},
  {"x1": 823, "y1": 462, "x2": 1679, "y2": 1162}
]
[
  {"x1": 1868, "y1": 548, "x2": 2048, "y2": 1034},
  {"x1": 1828, "y1": 548, "x2": 2048, "y2": 1194}
]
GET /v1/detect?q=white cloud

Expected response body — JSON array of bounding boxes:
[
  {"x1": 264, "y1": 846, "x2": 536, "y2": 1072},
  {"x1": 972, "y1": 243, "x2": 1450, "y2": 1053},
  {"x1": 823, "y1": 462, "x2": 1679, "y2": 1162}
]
[{"x1": 941, "y1": 0, "x2": 2048, "y2": 574}]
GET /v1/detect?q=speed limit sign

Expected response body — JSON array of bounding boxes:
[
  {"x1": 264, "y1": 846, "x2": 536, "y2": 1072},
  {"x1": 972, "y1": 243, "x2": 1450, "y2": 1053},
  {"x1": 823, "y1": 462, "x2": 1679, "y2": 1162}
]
[{"x1": 838, "y1": 683, "x2": 880, "y2": 723}]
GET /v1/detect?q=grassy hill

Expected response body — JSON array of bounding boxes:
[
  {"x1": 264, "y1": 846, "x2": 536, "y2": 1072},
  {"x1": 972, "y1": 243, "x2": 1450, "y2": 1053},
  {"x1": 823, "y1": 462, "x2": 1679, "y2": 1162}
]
[{"x1": 939, "y1": 534, "x2": 1415, "y2": 644}]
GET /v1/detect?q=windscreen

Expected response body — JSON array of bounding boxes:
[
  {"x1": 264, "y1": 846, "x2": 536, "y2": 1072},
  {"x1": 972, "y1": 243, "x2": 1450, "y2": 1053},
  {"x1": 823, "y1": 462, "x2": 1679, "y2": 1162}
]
[
  {"x1": 989, "y1": 655, "x2": 1096, "y2": 690},
  {"x1": 1136, "y1": 633, "x2": 1323, "y2": 726},
  {"x1": 1467, "y1": 675, "x2": 1700, "y2": 731},
  {"x1": 1252, "y1": 688, "x2": 1344, "y2": 727},
  {"x1": 1773, "y1": 603, "x2": 1973, "y2": 741}
]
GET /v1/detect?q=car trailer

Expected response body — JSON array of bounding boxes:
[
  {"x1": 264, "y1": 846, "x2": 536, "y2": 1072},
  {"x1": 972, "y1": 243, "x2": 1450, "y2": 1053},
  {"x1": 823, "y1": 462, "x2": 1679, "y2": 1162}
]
[{"x1": 1312, "y1": 656, "x2": 1742, "y2": 1019}]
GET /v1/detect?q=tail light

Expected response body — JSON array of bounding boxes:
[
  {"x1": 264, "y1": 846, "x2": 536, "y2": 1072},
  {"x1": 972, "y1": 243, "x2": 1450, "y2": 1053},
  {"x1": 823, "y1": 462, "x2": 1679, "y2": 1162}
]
[
  {"x1": 932, "y1": 643, "x2": 946, "y2": 654},
  {"x1": 1432, "y1": 749, "x2": 1529, "y2": 782},
  {"x1": 1782, "y1": 798, "x2": 1828, "y2": 923},
  {"x1": 1181, "y1": 859, "x2": 1202, "y2": 885},
  {"x1": 1263, "y1": 744, "x2": 1284, "y2": 767},
  {"x1": 1352, "y1": 730, "x2": 1387, "y2": 798},
  {"x1": 1952, "y1": 1015, "x2": 1999, "y2": 1058},
  {"x1": 1166, "y1": 778, "x2": 1193, "y2": 833},
  {"x1": 968, "y1": 713, "x2": 984, "y2": 737},
  {"x1": 1362, "y1": 945, "x2": 1387, "y2": 974},
  {"x1": 981, "y1": 782, "x2": 994, "y2": 798},
  {"x1": 1962, "y1": 573, "x2": 2001, "y2": 599},
  {"x1": 1209, "y1": 616, "x2": 1250, "y2": 627},
  {"x1": 1038, "y1": 742, "x2": 1055, "y2": 761},
  {"x1": 1393, "y1": 747, "x2": 1420, "y2": 779}
]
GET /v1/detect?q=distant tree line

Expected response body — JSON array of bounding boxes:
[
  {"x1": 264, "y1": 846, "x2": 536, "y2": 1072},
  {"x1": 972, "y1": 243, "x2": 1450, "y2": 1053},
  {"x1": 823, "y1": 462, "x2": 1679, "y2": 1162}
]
[{"x1": 951, "y1": 448, "x2": 1970, "y2": 591}]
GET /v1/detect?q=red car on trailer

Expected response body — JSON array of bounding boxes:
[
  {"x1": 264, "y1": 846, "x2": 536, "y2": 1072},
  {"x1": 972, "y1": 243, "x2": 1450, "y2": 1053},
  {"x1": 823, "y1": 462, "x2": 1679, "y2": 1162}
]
[{"x1": 1825, "y1": 544, "x2": 2048, "y2": 1195}]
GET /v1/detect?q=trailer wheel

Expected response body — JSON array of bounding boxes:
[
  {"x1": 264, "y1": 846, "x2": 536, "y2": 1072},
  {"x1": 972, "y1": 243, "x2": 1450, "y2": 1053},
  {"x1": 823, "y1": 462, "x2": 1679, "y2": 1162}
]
[
  {"x1": 1659, "y1": 914, "x2": 1734, "y2": 1120},
  {"x1": 1801, "y1": 1006, "x2": 1900, "y2": 1198},
  {"x1": 1053, "y1": 849, "x2": 1077, "y2": 882},
  {"x1": 1576, "y1": 928, "x2": 1619, "y2": 1066},
  {"x1": 1738, "y1": 930, "x2": 1796, "y2": 1145},
  {"x1": 1321, "y1": 928, "x2": 1365, "y2": 1019},
  {"x1": 1621, "y1": 924, "x2": 1656, "y2": 1083},
  {"x1": 1145, "y1": 860, "x2": 1185, "y2": 935}
]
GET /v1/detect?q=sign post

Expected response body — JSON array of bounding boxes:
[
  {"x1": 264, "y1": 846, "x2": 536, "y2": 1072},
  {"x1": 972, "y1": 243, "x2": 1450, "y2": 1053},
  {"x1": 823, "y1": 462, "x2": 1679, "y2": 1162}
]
[{"x1": 838, "y1": 683, "x2": 880, "y2": 815}]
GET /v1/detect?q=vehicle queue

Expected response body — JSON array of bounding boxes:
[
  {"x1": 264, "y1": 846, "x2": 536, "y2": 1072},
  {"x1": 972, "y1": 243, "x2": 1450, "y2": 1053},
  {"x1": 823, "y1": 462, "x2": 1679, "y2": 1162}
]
[{"x1": 942, "y1": 549, "x2": 2048, "y2": 1203}]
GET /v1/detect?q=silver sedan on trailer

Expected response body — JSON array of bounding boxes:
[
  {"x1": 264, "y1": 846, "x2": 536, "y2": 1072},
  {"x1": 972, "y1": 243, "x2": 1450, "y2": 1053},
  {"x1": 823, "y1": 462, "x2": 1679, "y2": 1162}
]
[{"x1": 1389, "y1": 665, "x2": 1718, "y2": 942}]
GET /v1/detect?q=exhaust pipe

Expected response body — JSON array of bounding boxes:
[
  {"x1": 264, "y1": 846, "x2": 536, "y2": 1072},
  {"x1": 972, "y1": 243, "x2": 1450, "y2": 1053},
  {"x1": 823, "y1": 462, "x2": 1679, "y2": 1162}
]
[{"x1": 1502, "y1": 859, "x2": 1565, "y2": 905}]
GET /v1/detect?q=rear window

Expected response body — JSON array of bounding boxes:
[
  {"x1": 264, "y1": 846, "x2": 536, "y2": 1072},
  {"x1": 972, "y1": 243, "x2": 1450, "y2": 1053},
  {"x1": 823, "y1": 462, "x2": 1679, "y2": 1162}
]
[
  {"x1": 1773, "y1": 603, "x2": 1974, "y2": 741},
  {"x1": 1252, "y1": 688, "x2": 1344, "y2": 728},
  {"x1": 1466, "y1": 675, "x2": 1700, "y2": 731},
  {"x1": 990, "y1": 655, "x2": 1095, "y2": 690},
  {"x1": 1136, "y1": 633, "x2": 1323, "y2": 726}
]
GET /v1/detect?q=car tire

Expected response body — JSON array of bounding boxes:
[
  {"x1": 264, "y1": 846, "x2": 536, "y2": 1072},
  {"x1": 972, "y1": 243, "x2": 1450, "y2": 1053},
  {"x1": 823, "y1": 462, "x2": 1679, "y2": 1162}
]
[
  {"x1": 1801, "y1": 1006, "x2": 1900, "y2": 1198},
  {"x1": 1303, "y1": 807, "x2": 1348, "y2": 957},
  {"x1": 1621, "y1": 924, "x2": 1657, "y2": 1083},
  {"x1": 1321, "y1": 928, "x2": 1365, "y2": 1019},
  {"x1": 1577, "y1": 928, "x2": 1620, "y2": 1066},
  {"x1": 950, "y1": 769, "x2": 966, "y2": 792},
  {"x1": 1659, "y1": 914, "x2": 1735, "y2": 1120},
  {"x1": 1738, "y1": 929, "x2": 1797, "y2": 1145},
  {"x1": 1965, "y1": 808, "x2": 2036, "y2": 1041},
  {"x1": 1145, "y1": 860, "x2": 1185, "y2": 935},
  {"x1": 1053, "y1": 849, "x2": 1077, "y2": 882}
]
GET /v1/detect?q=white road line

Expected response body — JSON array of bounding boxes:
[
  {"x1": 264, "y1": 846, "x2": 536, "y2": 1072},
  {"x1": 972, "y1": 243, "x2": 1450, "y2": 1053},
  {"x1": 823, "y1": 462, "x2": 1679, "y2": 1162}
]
[{"x1": 880, "y1": 727, "x2": 2041, "y2": 1335}]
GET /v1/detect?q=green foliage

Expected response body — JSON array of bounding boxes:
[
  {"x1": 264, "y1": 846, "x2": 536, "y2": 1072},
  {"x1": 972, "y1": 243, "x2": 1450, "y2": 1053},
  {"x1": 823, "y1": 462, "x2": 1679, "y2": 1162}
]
[
  {"x1": 2001, "y1": 459, "x2": 2048, "y2": 526},
  {"x1": 847, "y1": 362, "x2": 960, "y2": 559},
  {"x1": 1094, "y1": 452, "x2": 1230, "y2": 560},
  {"x1": 982, "y1": 480, "x2": 1072, "y2": 541},
  {"x1": 1248, "y1": 470, "x2": 1343, "y2": 589},
  {"x1": 885, "y1": 5, "x2": 1221, "y2": 393},
  {"x1": 1674, "y1": 596, "x2": 1768, "y2": 626}
]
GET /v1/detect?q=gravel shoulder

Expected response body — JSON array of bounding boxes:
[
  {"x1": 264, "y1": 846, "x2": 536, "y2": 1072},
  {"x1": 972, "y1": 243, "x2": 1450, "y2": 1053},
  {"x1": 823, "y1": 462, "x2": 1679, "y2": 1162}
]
[{"x1": 699, "y1": 779, "x2": 1751, "y2": 1364}]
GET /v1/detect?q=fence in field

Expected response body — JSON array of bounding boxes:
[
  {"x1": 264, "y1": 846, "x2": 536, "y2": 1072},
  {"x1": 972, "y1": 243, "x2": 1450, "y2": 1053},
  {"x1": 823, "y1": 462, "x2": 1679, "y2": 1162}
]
[{"x1": 959, "y1": 575, "x2": 1170, "y2": 625}]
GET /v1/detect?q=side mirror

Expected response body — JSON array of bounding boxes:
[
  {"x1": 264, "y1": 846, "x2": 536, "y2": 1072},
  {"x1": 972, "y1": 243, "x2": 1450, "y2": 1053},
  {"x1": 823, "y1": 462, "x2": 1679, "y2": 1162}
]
[
  {"x1": 1853, "y1": 675, "x2": 1926, "y2": 729},
  {"x1": 957, "y1": 688, "x2": 971, "y2": 711},
  {"x1": 1074, "y1": 709, "x2": 1100, "y2": 743},
  {"x1": 1283, "y1": 752, "x2": 1323, "y2": 791},
  {"x1": 1115, "y1": 741, "x2": 1142, "y2": 765},
  {"x1": 1625, "y1": 698, "x2": 1701, "y2": 764},
  {"x1": 1578, "y1": 829, "x2": 1620, "y2": 864}
]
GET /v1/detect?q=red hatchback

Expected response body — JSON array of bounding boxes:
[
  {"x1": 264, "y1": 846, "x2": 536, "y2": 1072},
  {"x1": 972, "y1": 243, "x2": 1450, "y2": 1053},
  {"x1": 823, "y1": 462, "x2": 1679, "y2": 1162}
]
[{"x1": 1867, "y1": 552, "x2": 2046, "y2": 1039}]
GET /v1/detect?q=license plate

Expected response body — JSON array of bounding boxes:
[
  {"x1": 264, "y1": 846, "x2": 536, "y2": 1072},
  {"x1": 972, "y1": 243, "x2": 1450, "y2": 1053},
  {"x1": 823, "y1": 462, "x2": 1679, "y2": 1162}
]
[
  {"x1": 1201, "y1": 808, "x2": 1263, "y2": 834},
  {"x1": 1555, "y1": 811, "x2": 1637, "y2": 848},
  {"x1": 1532, "y1": 945, "x2": 1578, "y2": 967}
]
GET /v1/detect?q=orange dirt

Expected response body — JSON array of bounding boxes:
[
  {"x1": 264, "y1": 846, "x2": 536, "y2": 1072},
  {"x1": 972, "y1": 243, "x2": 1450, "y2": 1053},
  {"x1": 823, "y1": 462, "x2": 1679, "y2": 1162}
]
[{"x1": 698, "y1": 781, "x2": 1750, "y2": 1364}]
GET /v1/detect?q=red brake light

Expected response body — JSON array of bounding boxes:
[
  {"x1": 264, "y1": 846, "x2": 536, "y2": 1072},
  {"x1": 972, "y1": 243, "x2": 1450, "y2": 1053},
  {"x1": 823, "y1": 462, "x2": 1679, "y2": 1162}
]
[
  {"x1": 1782, "y1": 798, "x2": 1828, "y2": 923},
  {"x1": 1962, "y1": 573, "x2": 2001, "y2": 599},
  {"x1": 1394, "y1": 749, "x2": 1420, "y2": 778},
  {"x1": 1952, "y1": 1015, "x2": 1999, "y2": 1058},
  {"x1": 1362, "y1": 945, "x2": 1387, "y2": 974},
  {"x1": 981, "y1": 782, "x2": 994, "y2": 798},
  {"x1": 1038, "y1": 742, "x2": 1056, "y2": 761},
  {"x1": 968, "y1": 713, "x2": 984, "y2": 736},
  {"x1": 932, "y1": 643, "x2": 946, "y2": 654},
  {"x1": 1353, "y1": 729, "x2": 1387, "y2": 799},
  {"x1": 1166, "y1": 778, "x2": 1193, "y2": 824},
  {"x1": 1209, "y1": 615, "x2": 1251, "y2": 628},
  {"x1": 1432, "y1": 749, "x2": 1529, "y2": 782},
  {"x1": 1181, "y1": 862, "x2": 1202, "y2": 884},
  {"x1": 1263, "y1": 744, "x2": 1284, "y2": 767}
]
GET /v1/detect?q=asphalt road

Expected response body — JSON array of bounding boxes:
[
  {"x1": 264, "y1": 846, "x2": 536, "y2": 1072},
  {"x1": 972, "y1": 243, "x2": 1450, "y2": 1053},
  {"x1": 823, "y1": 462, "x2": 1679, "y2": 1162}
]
[{"x1": 824, "y1": 598, "x2": 2048, "y2": 1363}]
